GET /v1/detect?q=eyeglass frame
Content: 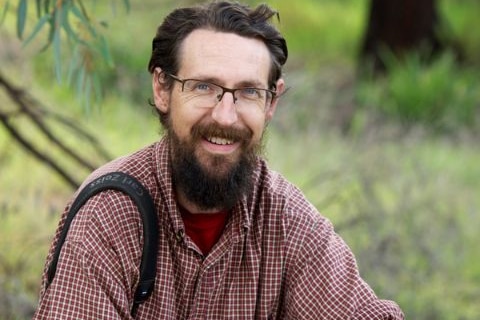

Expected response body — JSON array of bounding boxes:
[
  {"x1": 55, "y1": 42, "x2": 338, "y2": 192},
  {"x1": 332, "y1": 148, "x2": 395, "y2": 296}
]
[{"x1": 164, "y1": 73, "x2": 277, "y2": 108}]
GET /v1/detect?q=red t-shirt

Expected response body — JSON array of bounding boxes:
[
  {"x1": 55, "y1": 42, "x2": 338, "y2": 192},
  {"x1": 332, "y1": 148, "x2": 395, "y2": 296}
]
[{"x1": 180, "y1": 207, "x2": 229, "y2": 255}]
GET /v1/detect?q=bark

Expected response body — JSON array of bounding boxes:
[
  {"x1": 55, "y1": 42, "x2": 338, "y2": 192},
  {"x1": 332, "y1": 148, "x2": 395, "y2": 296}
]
[{"x1": 360, "y1": 0, "x2": 444, "y2": 73}]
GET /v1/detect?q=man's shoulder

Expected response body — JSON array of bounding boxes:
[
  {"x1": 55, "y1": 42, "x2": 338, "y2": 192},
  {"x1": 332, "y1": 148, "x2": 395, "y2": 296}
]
[
  {"x1": 65, "y1": 141, "x2": 163, "y2": 236},
  {"x1": 86, "y1": 141, "x2": 163, "y2": 182},
  {"x1": 253, "y1": 161, "x2": 333, "y2": 253},
  {"x1": 95, "y1": 143, "x2": 156, "y2": 174},
  {"x1": 255, "y1": 161, "x2": 324, "y2": 224}
]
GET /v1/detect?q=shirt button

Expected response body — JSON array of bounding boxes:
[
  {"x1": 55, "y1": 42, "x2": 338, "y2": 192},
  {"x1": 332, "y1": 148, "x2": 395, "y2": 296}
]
[{"x1": 176, "y1": 229, "x2": 184, "y2": 241}]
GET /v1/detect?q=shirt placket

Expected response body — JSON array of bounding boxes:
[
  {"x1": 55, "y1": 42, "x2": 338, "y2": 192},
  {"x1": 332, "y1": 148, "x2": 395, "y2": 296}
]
[
  {"x1": 189, "y1": 263, "x2": 218, "y2": 319},
  {"x1": 187, "y1": 218, "x2": 243, "y2": 319}
]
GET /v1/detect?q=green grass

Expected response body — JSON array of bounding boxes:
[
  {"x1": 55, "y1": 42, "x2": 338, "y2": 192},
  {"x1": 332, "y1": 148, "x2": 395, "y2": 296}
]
[{"x1": 356, "y1": 51, "x2": 480, "y2": 132}]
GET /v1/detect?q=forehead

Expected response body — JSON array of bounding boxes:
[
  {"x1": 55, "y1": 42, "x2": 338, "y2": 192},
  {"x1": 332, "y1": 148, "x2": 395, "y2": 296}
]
[{"x1": 178, "y1": 29, "x2": 271, "y2": 84}]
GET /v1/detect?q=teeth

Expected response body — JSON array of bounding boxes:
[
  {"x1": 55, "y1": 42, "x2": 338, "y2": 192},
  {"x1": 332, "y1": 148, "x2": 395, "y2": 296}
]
[{"x1": 208, "y1": 136, "x2": 233, "y2": 145}]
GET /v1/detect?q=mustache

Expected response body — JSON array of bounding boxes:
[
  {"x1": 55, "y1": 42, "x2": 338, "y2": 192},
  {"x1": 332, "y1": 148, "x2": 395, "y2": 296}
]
[{"x1": 191, "y1": 123, "x2": 253, "y2": 144}]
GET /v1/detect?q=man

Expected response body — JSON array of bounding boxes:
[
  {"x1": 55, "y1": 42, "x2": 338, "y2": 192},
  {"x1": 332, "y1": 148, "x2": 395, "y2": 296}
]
[{"x1": 34, "y1": 1, "x2": 404, "y2": 319}]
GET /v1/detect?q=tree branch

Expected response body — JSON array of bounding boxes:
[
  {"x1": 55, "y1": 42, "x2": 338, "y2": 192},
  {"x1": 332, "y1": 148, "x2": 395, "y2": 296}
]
[{"x1": 0, "y1": 70, "x2": 112, "y2": 189}]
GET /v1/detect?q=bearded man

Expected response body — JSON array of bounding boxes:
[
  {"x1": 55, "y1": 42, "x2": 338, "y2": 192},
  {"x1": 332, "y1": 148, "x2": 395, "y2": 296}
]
[{"x1": 34, "y1": 1, "x2": 404, "y2": 319}]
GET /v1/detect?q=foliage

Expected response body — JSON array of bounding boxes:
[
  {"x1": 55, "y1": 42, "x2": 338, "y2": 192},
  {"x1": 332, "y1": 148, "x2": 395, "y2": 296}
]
[
  {"x1": 1, "y1": 0, "x2": 130, "y2": 110},
  {"x1": 271, "y1": 0, "x2": 366, "y2": 66},
  {"x1": 438, "y1": 0, "x2": 480, "y2": 67},
  {"x1": 356, "y1": 52, "x2": 480, "y2": 132}
]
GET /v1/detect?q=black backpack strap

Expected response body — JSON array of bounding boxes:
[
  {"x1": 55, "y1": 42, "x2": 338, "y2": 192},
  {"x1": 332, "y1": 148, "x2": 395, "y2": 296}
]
[{"x1": 45, "y1": 172, "x2": 158, "y2": 317}]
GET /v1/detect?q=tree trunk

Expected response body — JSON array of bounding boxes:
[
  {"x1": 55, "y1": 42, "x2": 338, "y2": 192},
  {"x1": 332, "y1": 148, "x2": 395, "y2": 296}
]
[{"x1": 360, "y1": 0, "x2": 444, "y2": 73}]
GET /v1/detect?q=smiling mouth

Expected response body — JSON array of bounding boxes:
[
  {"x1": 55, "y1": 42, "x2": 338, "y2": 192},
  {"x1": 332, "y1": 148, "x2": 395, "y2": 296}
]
[{"x1": 206, "y1": 136, "x2": 235, "y2": 145}]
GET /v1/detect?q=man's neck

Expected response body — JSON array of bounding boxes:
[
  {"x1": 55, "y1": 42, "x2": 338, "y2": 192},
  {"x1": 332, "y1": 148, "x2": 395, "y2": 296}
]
[{"x1": 176, "y1": 189, "x2": 226, "y2": 214}]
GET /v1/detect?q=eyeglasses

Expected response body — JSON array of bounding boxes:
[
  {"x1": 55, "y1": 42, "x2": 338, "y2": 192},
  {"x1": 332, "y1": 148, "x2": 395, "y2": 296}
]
[{"x1": 166, "y1": 73, "x2": 276, "y2": 110}]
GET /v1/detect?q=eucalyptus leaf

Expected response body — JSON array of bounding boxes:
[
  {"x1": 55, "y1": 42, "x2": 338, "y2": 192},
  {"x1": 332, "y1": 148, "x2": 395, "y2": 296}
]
[
  {"x1": 99, "y1": 36, "x2": 114, "y2": 68},
  {"x1": 44, "y1": 0, "x2": 51, "y2": 14},
  {"x1": 83, "y1": 74, "x2": 92, "y2": 113},
  {"x1": 53, "y1": 9, "x2": 63, "y2": 83},
  {"x1": 67, "y1": 45, "x2": 81, "y2": 85},
  {"x1": 22, "y1": 13, "x2": 52, "y2": 48},
  {"x1": 70, "y1": 3, "x2": 97, "y2": 38},
  {"x1": 62, "y1": 20, "x2": 79, "y2": 44},
  {"x1": 70, "y1": 3, "x2": 89, "y2": 26},
  {"x1": 76, "y1": 64, "x2": 86, "y2": 97},
  {"x1": 38, "y1": 14, "x2": 56, "y2": 52},
  {"x1": 60, "y1": 2, "x2": 80, "y2": 43},
  {"x1": 35, "y1": 0, "x2": 41, "y2": 18},
  {"x1": 92, "y1": 72, "x2": 102, "y2": 102},
  {"x1": 17, "y1": 0, "x2": 27, "y2": 39},
  {"x1": 122, "y1": 0, "x2": 131, "y2": 13}
]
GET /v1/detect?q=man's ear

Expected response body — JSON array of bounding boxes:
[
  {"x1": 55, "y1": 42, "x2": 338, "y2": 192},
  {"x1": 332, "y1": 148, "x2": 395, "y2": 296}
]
[
  {"x1": 265, "y1": 78, "x2": 285, "y2": 121},
  {"x1": 152, "y1": 67, "x2": 170, "y2": 113}
]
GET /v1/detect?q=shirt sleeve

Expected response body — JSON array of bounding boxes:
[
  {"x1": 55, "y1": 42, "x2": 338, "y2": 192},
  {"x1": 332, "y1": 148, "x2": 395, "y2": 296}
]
[
  {"x1": 33, "y1": 192, "x2": 142, "y2": 320},
  {"x1": 282, "y1": 216, "x2": 404, "y2": 320}
]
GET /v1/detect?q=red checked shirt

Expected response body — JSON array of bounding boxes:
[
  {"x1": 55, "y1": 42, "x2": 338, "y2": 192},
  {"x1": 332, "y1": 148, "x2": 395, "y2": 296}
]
[{"x1": 34, "y1": 138, "x2": 404, "y2": 319}]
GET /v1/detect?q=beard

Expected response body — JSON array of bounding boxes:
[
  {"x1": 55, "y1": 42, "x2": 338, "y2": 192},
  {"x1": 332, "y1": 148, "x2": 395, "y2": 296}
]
[{"x1": 166, "y1": 120, "x2": 264, "y2": 211}]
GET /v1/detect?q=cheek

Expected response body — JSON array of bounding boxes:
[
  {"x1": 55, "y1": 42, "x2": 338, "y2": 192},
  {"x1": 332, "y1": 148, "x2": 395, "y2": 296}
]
[
  {"x1": 243, "y1": 112, "x2": 268, "y2": 141},
  {"x1": 169, "y1": 103, "x2": 209, "y2": 138}
]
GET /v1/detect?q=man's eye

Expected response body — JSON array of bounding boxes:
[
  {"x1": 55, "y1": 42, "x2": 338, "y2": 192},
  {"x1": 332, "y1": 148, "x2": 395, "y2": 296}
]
[
  {"x1": 242, "y1": 88, "x2": 261, "y2": 98},
  {"x1": 193, "y1": 82, "x2": 212, "y2": 91}
]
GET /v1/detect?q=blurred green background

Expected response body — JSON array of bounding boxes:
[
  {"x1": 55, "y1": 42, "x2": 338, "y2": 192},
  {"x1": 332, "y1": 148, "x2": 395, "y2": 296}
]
[{"x1": 1, "y1": 0, "x2": 479, "y2": 318}]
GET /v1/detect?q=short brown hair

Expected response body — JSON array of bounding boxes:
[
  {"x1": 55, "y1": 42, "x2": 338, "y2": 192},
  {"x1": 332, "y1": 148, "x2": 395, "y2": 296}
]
[{"x1": 147, "y1": 1, "x2": 288, "y2": 90}]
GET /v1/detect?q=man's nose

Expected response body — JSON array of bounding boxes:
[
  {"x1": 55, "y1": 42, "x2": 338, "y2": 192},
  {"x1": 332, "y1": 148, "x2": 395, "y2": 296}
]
[{"x1": 211, "y1": 92, "x2": 238, "y2": 126}]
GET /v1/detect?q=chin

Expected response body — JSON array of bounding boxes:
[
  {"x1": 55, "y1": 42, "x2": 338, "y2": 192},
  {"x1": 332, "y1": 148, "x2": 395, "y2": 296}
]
[{"x1": 198, "y1": 153, "x2": 240, "y2": 178}]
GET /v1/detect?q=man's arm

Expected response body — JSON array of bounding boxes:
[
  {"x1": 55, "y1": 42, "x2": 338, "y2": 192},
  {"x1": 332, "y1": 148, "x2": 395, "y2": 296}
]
[
  {"x1": 282, "y1": 217, "x2": 404, "y2": 319},
  {"x1": 33, "y1": 192, "x2": 142, "y2": 319}
]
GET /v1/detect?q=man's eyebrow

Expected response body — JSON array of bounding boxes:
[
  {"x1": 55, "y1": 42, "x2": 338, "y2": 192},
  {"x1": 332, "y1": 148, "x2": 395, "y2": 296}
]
[{"x1": 236, "y1": 80, "x2": 267, "y2": 88}]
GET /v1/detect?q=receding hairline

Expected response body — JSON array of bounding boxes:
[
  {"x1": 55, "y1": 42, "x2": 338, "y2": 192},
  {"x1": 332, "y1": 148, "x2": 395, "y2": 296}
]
[{"x1": 175, "y1": 28, "x2": 277, "y2": 84}]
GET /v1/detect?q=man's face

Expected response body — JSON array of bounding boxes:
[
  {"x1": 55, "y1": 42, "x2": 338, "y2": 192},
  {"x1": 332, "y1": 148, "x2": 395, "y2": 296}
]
[{"x1": 153, "y1": 29, "x2": 284, "y2": 211}]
